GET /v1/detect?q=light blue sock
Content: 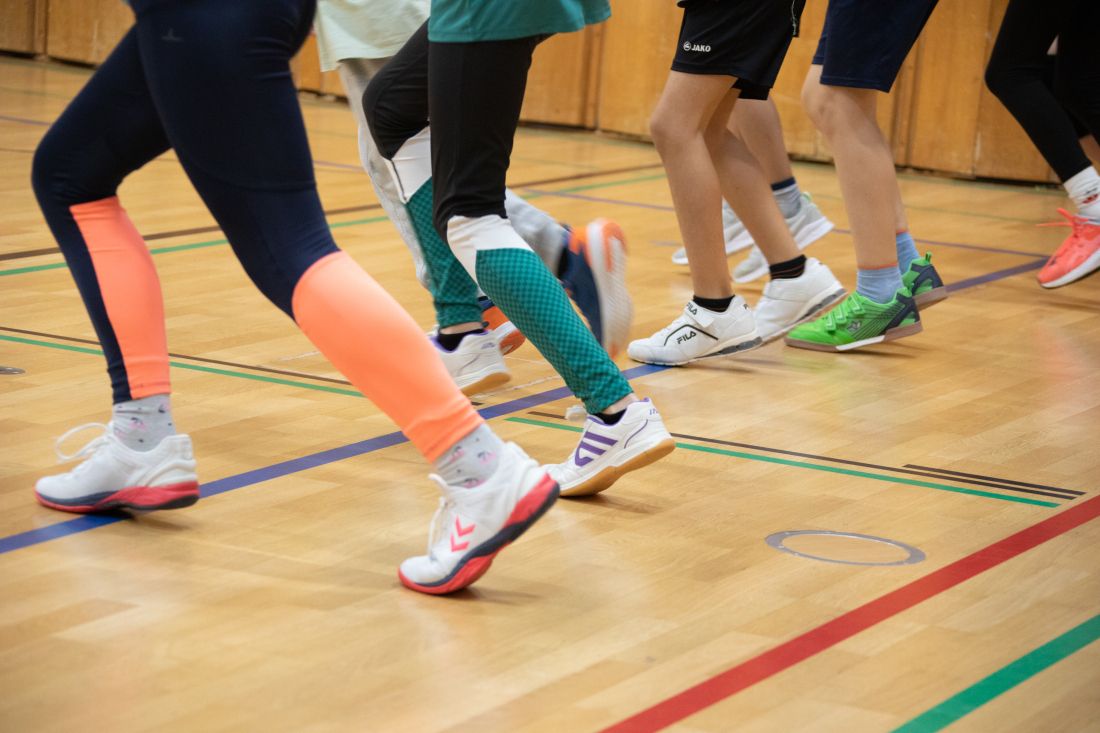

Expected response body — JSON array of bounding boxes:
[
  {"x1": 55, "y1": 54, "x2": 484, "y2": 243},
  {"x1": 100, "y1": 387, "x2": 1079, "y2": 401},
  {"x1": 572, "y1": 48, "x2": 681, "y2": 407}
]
[
  {"x1": 896, "y1": 231, "x2": 920, "y2": 274},
  {"x1": 856, "y1": 266, "x2": 903, "y2": 305},
  {"x1": 771, "y1": 177, "x2": 802, "y2": 218}
]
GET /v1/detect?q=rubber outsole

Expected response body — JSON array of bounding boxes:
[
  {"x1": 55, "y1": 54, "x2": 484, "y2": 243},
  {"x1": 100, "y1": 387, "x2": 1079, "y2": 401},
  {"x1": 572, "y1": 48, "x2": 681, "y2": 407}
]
[
  {"x1": 399, "y1": 474, "x2": 560, "y2": 594},
  {"x1": 458, "y1": 370, "x2": 511, "y2": 397},
  {"x1": 784, "y1": 320, "x2": 924, "y2": 352},
  {"x1": 914, "y1": 286, "x2": 949, "y2": 310},
  {"x1": 35, "y1": 481, "x2": 200, "y2": 514},
  {"x1": 629, "y1": 334, "x2": 763, "y2": 367},
  {"x1": 560, "y1": 438, "x2": 677, "y2": 497}
]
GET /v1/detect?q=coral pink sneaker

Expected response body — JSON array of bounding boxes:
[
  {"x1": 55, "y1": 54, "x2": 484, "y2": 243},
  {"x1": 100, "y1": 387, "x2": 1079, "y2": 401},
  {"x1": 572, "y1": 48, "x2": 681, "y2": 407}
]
[{"x1": 1038, "y1": 208, "x2": 1100, "y2": 289}]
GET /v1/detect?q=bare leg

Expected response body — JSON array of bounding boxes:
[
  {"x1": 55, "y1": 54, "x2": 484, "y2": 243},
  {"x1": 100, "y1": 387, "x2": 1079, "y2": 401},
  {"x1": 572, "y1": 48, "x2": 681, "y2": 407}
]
[
  {"x1": 727, "y1": 95, "x2": 794, "y2": 185},
  {"x1": 650, "y1": 72, "x2": 739, "y2": 299},
  {"x1": 802, "y1": 64, "x2": 898, "y2": 269},
  {"x1": 709, "y1": 98, "x2": 800, "y2": 265}
]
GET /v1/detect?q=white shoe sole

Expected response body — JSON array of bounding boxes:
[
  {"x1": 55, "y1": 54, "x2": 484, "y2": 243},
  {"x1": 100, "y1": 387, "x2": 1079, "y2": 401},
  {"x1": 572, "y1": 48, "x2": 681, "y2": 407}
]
[
  {"x1": 759, "y1": 286, "x2": 848, "y2": 344},
  {"x1": 629, "y1": 329, "x2": 764, "y2": 366},
  {"x1": 671, "y1": 231, "x2": 754, "y2": 265},
  {"x1": 559, "y1": 434, "x2": 677, "y2": 496},
  {"x1": 733, "y1": 216, "x2": 836, "y2": 284},
  {"x1": 1039, "y1": 248, "x2": 1100, "y2": 288},
  {"x1": 588, "y1": 220, "x2": 634, "y2": 358}
]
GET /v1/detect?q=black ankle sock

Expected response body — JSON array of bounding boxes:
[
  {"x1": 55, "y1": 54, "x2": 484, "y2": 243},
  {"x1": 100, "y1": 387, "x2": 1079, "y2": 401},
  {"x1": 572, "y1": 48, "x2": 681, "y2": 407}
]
[
  {"x1": 595, "y1": 410, "x2": 625, "y2": 425},
  {"x1": 436, "y1": 329, "x2": 485, "y2": 352},
  {"x1": 693, "y1": 294, "x2": 734, "y2": 312},
  {"x1": 769, "y1": 254, "x2": 807, "y2": 280}
]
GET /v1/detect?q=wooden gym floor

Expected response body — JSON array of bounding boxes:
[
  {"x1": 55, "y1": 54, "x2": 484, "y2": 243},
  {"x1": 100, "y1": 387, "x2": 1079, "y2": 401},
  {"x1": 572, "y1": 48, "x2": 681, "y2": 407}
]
[{"x1": 1, "y1": 56, "x2": 1099, "y2": 733}]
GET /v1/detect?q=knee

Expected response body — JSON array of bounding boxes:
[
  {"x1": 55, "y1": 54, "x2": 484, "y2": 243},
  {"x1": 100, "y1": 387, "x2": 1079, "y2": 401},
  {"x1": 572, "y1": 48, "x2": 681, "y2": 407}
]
[
  {"x1": 30, "y1": 130, "x2": 68, "y2": 206},
  {"x1": 649, "y1": 106, "x2": 682, "y2": 156},
  {"x1": 983, "y1": 59, "x2": 1012, "y2": 101},
  {"x1": 800, "y1": 78, "x2": 829, "y2": 130}
]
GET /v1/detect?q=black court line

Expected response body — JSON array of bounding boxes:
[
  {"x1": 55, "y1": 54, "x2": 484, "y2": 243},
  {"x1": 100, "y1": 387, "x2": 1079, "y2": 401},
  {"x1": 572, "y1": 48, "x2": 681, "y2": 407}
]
[
  {"x1": 0, "y1": 163, "x2": 666, "y2": 262},
  {"x1": 526, "y1": 411, "x2": 1079, "y2": 501},
  {"x1": 904, "y1": 464, "x2": 1083, "y2": 495}
]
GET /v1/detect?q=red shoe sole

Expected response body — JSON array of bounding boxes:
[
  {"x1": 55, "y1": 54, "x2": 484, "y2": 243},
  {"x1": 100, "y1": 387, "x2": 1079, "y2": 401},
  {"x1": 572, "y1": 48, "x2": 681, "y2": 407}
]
[
  {"x1": 399, "y1": 474, "x2": 559, "y2": 595},
  {"x1": 36, "y1": 481, "x2": 200, "y2": 514}
]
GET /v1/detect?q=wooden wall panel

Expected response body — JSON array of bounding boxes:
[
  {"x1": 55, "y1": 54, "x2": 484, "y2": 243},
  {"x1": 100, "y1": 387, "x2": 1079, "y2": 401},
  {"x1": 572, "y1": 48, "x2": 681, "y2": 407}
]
[
  {"x1": 772, "y1": 0, "x2": 828, "y2": 160},
  {"x1": 293, "y1": 33, "x2": 346, "y2": 98},
  {"x1": 45, "y1": 0, "x2": 131, "y2": 65},
  {"x1": 596, "y1": 0, "x2": 683, "y2": 138},
  {"x1": 973, "y1": 0, "x2": 1053, "y2": 181},
  {"x1": 521, "y1": 27, "x2": 602, "y2": 128},
  {"x1": 907, "y1": 0, "x2": 993, "y2": 175},
  {"x1": 0, "y1": 0, "x2": 46, "y2": 54}
]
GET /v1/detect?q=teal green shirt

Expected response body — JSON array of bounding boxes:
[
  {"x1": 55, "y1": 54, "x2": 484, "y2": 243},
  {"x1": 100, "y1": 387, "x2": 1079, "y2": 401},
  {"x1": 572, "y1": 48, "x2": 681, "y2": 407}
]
[{"x1": 428, "y1": 0, "x2": 610, "y2": 42}]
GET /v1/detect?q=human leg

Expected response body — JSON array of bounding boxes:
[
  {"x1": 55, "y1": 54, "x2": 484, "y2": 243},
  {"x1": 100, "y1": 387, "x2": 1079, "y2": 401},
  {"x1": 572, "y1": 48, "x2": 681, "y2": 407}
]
[
  {"x1": 30, "y1": 28, "x2": 198, "y2": 512},
  {"x1": 427, "y1": 34, "x2": 672, "y2": 495}
]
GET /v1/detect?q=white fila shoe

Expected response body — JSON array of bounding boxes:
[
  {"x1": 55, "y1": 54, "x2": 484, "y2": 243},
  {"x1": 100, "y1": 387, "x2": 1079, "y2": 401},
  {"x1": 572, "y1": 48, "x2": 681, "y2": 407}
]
[
  {"x1": 399, "y1": 442, "x2": 559, "y2": 594},
  {"x1": 628, "y1": 297, "x2": 762, "y2": 366},
  {"x1": 35, "y1": 423, "x2": 199, "y2": 513},
  {"x1": 671, "y1": 200, "x2": 755, "y2": 265},
  {"x1": 547, "y1": 399, "x2": 675, "y2": 497},
  {"x1": 733, "y1": 193, "x2": 835, "y2": 283},
  {"x1": 430, "y1": 329, "x2": 511, "y2": 396},
  {"x1": 754, "y1": 258, "x2": 847, "y2": 343}
]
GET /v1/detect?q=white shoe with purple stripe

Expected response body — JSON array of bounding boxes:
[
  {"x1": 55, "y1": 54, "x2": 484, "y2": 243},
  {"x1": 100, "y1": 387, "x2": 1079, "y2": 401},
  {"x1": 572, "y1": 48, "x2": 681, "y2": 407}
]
[{"x1": 547, "y1": 399, "x2": 676, "y2": 497}]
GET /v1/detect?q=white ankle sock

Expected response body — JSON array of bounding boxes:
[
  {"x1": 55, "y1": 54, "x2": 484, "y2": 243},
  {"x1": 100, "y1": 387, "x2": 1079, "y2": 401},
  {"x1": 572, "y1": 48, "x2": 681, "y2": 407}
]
[
  {"x1": 1064, "y1": 167, "x2": 1100, "y2": 221},
  {"x1": 111, "y1": 394, "x2": 176, "y2": 452},
  {"x1": 433, "y1": 423, "x2": 503, "y2": 488}
]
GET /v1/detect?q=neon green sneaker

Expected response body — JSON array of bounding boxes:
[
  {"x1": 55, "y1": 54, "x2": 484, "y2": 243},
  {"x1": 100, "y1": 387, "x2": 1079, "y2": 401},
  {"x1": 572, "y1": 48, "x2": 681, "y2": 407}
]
[
  {"x1": 902, "y1": 252, "x2": 948, "y2": 310},
  {"x1": 784, "y1": 288, "x2": 922, "y2": 352}
]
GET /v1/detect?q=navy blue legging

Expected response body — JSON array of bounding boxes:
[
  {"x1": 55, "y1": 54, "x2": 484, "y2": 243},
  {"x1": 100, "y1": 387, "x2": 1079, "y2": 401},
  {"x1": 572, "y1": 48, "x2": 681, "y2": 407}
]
[{"x1": 31, "y1": 0, "x2": 338, "y2": 403}]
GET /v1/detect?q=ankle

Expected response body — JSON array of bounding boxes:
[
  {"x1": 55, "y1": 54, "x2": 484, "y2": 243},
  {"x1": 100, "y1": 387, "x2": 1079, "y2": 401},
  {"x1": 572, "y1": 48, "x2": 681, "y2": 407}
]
[
  {"x1": 111, "y1": 393, "x2": 176, "y2": 452},
  {"x1": 769, "y1": 254, "x2": 807, "y2": 280},
  {"x1": 436, "y1": 325, "x2": 487, "y2": 352},
  {"x1": 693, "y1": 294, "x2": 734, "y2": 312}
]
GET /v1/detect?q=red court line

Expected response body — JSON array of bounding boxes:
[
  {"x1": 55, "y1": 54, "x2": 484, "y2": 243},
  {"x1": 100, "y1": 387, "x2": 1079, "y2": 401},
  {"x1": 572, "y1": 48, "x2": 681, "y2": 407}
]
[{"x1": 600, "y1": 494, "x2": 1100, "y2": 733}]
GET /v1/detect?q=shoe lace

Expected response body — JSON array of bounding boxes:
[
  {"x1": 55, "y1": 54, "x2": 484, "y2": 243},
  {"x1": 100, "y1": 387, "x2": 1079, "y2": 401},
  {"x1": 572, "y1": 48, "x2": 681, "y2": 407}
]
[
  {"x1": 1038, "y1": 208, "x2": 1092, "y2": 259},
  {"x1": 425, "y1": 475, "x2": 457, "y2": 558},
  {"x1": 53, "y1": 423, "x2": 110, "y2": 464},
  {"x1": 824, "y1": 297, "x2": 864, "y2": 333}
]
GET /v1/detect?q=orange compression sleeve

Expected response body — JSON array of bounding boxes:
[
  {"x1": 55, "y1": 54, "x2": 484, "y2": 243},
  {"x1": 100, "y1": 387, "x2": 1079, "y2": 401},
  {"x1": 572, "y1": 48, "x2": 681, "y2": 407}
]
[
  {"x1": 71, "y1": 196, "x2": 170, "y2": 399},
  {"x1": 292, "y1": 251, "x2": 484, "y2": 462}
]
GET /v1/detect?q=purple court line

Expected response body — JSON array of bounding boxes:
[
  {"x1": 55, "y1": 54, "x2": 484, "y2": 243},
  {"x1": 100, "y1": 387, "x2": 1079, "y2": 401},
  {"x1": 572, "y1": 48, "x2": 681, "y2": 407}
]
[
  {"x1": 0, "y1": 114, "x2": 51, "y2": 126},
  {"x1": 314, "y1": 159, "x2": 363, "y2": 171},
  {"x1": 946, "y1": 258, "x2": 1046, "y2": 292},
  {"x1": 0, "y1": 364, "x2": 666, "y2": 556},
  {"x1": 526, "y1": 188, "x2": 1052, "y2": 260}
]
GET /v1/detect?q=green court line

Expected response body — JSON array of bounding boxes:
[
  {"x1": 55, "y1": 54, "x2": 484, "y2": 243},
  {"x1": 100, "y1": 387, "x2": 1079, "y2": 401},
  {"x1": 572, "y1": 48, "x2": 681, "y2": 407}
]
[
  {"x1": 0, "y1": 216, "x2": 390, "y2": 277},
  {"x1": 890, "y1": 613, "x2": 1100, "y2": 733},
  {"x1": 504, "y1": 417, "x2": 1058, "y2": 508},
  {"x1": 522, "y1": 172, "x2": 669, "y2": 202},
  {"x1": 0, "y1": 334, "x2": 363, "y2": 397}
]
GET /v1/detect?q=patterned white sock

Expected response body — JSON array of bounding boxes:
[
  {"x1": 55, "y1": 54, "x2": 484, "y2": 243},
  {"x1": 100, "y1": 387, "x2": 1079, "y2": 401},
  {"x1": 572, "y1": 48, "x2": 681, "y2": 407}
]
[
  {"x1": 433, "y1": 423, "x2": 503, "y2": 488},
  {"x1": 111, "y1": 393, "x2": 176, "y2": 452},
  {"x1": 1064, "y1": 167, "x2": 1100, "y2": 221}
]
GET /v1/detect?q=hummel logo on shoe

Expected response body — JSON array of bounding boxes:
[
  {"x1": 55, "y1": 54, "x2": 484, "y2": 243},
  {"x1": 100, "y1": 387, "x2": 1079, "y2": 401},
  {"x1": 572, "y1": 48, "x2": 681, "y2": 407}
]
[
  {"x1": 847, "y1": 321, "x2": 861, "y2": 333},
  {"x1": 450, "y1": 517, "x2": 475, "y2": 551},
  {"x1": 573, "y1": 431, "x2": 618, "y2": 467}
]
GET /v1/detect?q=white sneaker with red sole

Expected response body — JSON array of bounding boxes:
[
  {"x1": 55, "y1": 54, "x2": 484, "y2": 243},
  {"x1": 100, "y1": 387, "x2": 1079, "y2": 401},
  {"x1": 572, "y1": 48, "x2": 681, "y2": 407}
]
[
  {"x1": 399, "y1": 442, "x2": 559, "y2": 594},
  {"x1": 35, "y1": 423, "x2": 199, "y2": 513}
]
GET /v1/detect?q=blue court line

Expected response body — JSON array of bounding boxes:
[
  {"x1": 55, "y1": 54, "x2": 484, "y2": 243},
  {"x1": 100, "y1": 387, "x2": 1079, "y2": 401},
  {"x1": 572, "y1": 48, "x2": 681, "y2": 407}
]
[{"x1": 0, "y1": 364, "x2": 666, "y2": 556}]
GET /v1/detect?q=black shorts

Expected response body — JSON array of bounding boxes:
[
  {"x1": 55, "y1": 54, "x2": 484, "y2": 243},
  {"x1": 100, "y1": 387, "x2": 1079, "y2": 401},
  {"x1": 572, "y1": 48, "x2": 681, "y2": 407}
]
[
  {"x1": 812, "y1": 0, "x2": 939, "y2": 92},
  {"x1": 671, "y1": 0, "x2": 806, "y2": 101}
]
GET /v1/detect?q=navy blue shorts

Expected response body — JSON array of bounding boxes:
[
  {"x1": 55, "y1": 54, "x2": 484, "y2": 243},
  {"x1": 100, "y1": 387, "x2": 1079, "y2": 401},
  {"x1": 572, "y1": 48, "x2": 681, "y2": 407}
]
[{"x1": 812, "y1": 0, "x2": 939, "y2": 92}]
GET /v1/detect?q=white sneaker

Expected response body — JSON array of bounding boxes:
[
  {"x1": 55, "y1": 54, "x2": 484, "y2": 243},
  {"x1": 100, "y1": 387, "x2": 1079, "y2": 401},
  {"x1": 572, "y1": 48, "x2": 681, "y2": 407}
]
[
  {"x1": 733, "y1": 193, "x2": 835, "y2": 283},
  {"x1": 548, "y1": 399, "x2": 675, "y2": 496},
  {"x1": 399, "y1": 442, "x2": 559, "y2": 594},
  {"x1": 754, "y1": 258, "x2": 847, "y2": 343},
  {"x1": 627, "y1": 297, "x2": 761, "y2": 366},
  {"x1": 430, "y1": 330, "x2": 511, "y2": 396},
  {"x1": 35, "y1": 423, "x2": 199, "y2": 513},
  {"x1": 671, "y1": 200, "x2": 755, "y2": 265}
]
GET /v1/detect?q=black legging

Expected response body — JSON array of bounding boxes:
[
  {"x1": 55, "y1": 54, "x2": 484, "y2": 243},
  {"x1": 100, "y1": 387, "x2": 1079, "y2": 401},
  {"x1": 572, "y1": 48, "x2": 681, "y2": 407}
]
[
  {"x1": 985, "y1": 0, "x2": 1100, "y2": 182},
  {"x1": 364, "y1": 21, "x2": 543, "y2": 241}
]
